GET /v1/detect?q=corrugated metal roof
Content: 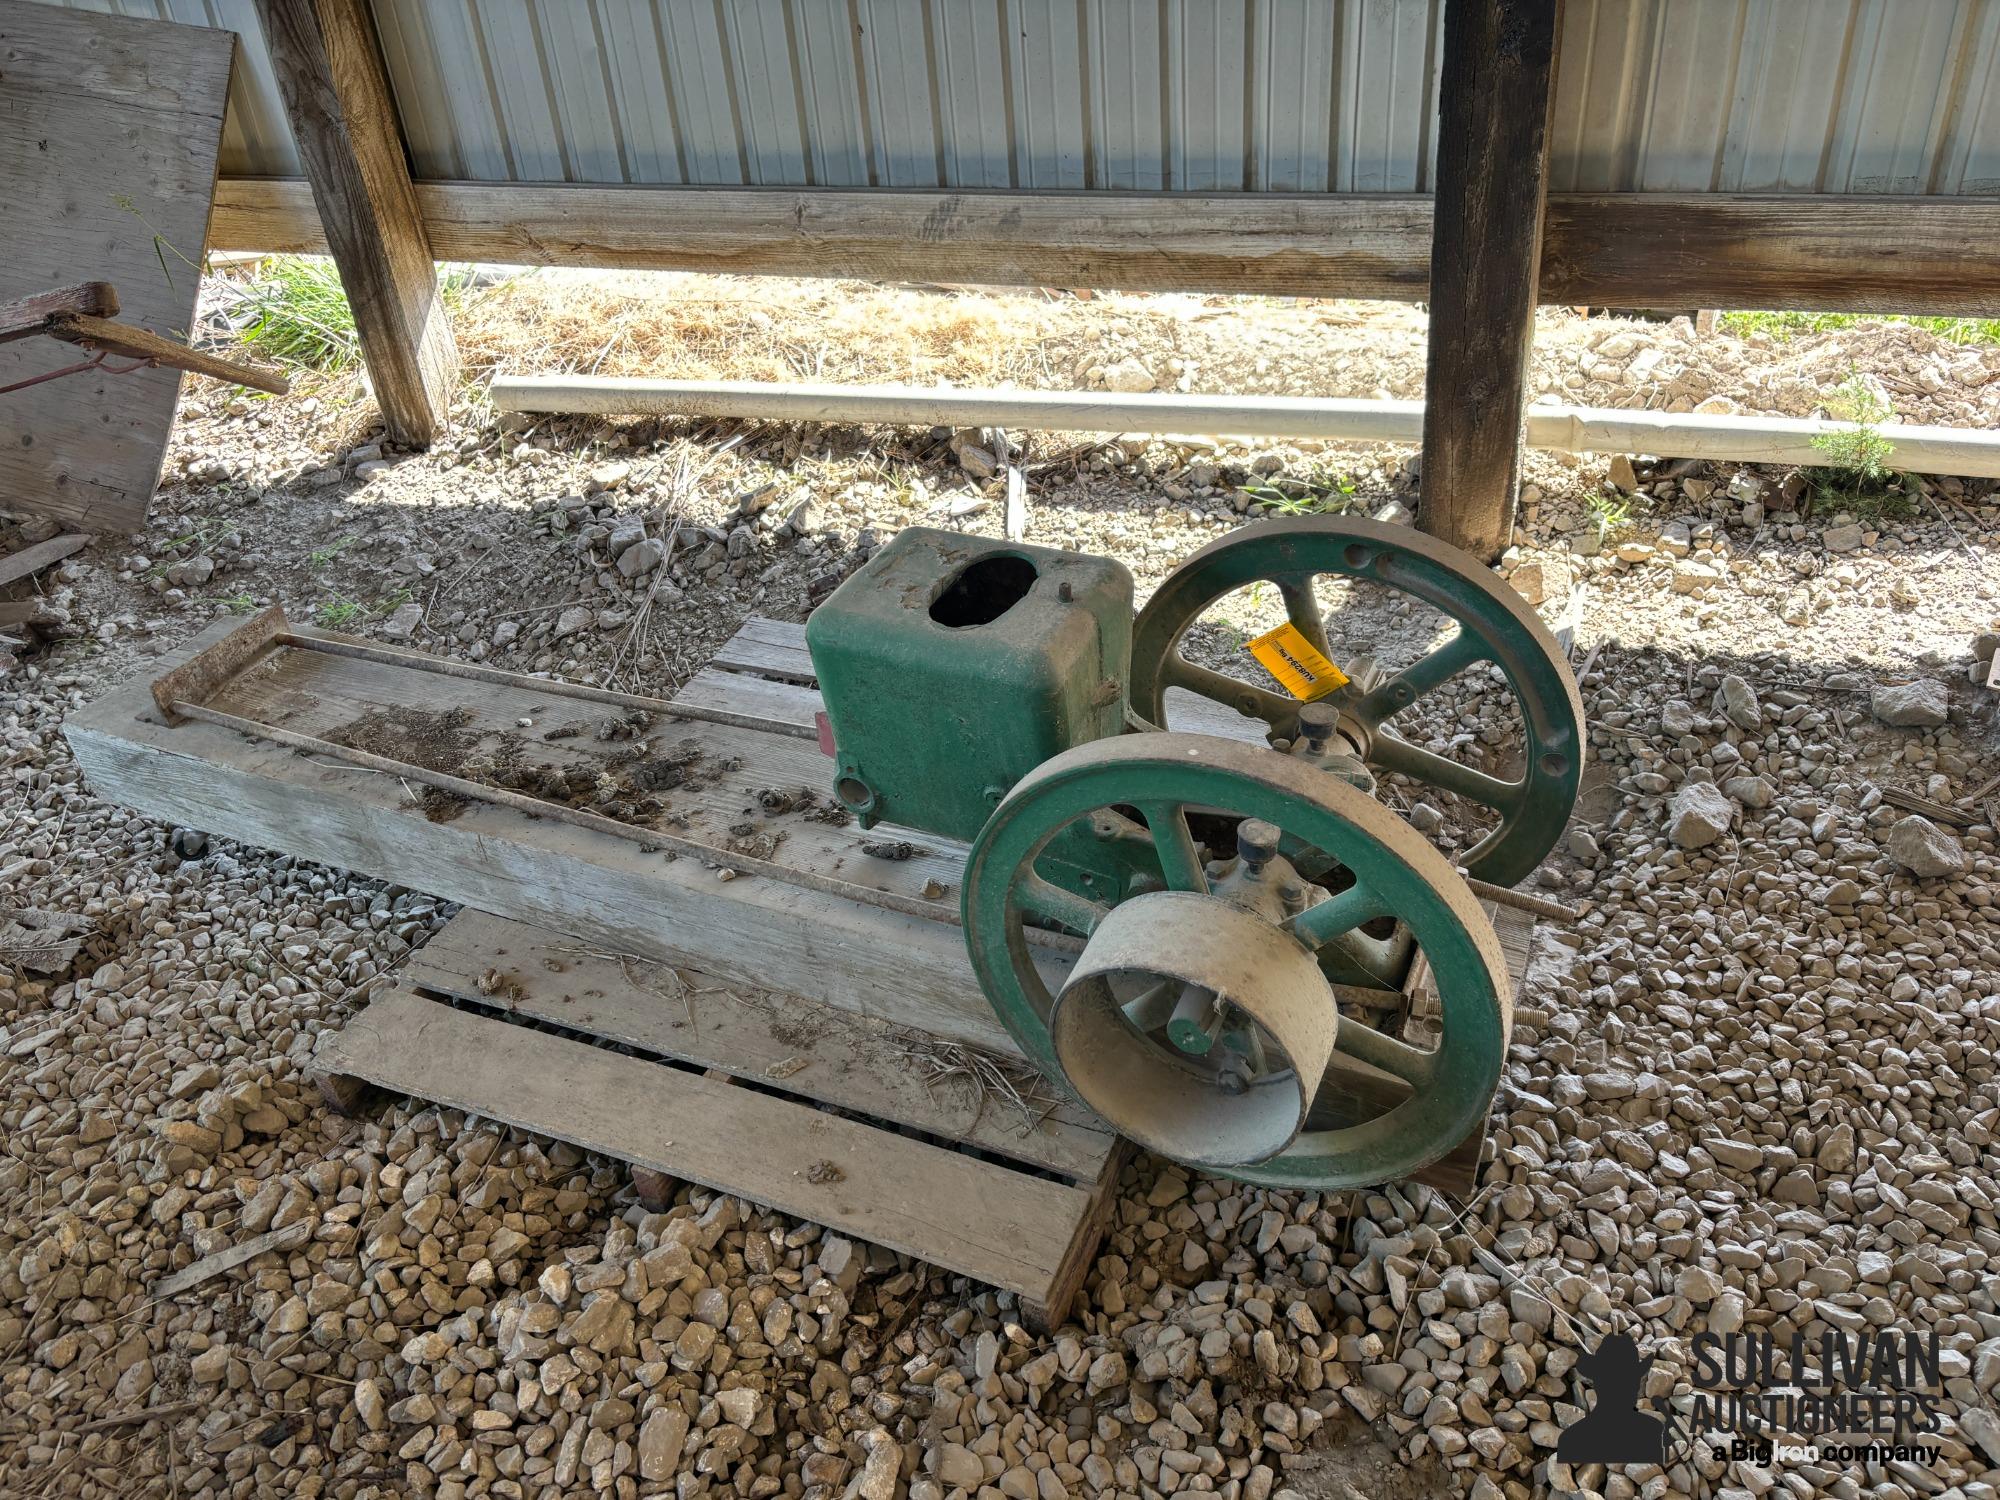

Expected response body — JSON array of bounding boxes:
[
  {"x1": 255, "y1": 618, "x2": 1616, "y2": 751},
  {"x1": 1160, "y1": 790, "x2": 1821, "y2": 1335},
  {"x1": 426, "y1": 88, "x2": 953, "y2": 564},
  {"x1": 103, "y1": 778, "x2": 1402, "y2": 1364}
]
[{"x1": 32, "y1": 0, "x2": 2000, "y2": 195}]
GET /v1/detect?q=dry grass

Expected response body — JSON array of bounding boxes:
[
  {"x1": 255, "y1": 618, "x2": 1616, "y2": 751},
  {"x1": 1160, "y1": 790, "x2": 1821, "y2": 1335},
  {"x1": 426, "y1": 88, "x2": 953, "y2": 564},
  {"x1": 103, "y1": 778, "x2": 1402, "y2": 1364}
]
[{"x1": 451, "y1": 269, "x2": 1071, "y2": 388}]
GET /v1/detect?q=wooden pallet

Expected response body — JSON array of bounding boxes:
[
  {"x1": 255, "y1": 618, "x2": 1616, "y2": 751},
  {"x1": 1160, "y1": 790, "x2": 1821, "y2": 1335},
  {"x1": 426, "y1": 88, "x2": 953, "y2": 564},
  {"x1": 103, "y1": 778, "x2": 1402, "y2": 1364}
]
[{"x1": 315, "y1": 908, "x2": 1126, "y2": 1329}]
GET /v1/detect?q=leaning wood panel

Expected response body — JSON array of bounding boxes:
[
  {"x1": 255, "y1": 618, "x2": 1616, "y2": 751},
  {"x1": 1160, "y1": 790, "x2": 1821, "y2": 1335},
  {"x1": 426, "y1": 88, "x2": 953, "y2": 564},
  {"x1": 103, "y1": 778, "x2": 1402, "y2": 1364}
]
[
  {"x1": 0, "y1": 3, "x2": 235, "y2": 530},
  {"x1": 314, "y1": 986, "x2": 1093, "y2": 1304},
  {"x1": 211, "y1": 179, "x2": 2000, "y2": 316}
]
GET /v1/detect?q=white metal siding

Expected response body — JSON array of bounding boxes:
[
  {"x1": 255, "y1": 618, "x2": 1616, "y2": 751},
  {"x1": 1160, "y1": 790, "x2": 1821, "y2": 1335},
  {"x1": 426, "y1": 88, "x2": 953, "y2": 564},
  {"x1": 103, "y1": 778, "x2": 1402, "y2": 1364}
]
[{"x1": 33, "y1": 0, "x2": 2000, "y2": 195}]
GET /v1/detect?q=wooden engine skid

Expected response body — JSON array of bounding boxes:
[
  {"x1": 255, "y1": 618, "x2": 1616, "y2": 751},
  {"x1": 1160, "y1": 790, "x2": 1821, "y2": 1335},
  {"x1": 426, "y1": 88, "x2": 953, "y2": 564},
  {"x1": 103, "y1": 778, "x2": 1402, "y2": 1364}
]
[{"x1": 66, "y1": 609, "x2": 1536, "y2": 1316}]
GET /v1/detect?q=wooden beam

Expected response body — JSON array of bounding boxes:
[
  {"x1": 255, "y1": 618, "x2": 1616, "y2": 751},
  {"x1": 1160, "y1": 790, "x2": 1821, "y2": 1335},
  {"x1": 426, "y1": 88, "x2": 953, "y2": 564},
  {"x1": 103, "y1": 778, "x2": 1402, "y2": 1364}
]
[
  {"x1": 0, "y1": 533, "x2": 93, "y2": 590},
  {"x1": 0, "y1": 283, "x2": 118, "y2": 344},
  {"x1": 45, "y1": 314, "x2": 291, "y2": 395},
  {"x1": 210, "y1": 179, "x2": 2000, "y2": 317},
  {"x1": 1417, "y1": 0, "x2": 1564, "y2": 561},
  {"x1": 1537, "y1": 194, "x2": 2000, "y2": 313},
  {"x1": 250, "y1": 0, "x2": 455, "y2": 445}
]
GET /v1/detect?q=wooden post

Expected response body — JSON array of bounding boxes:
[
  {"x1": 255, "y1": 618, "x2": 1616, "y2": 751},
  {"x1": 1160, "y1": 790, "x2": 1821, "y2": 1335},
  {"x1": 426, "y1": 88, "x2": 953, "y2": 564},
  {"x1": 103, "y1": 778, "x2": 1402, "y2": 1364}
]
[
  {"x1": 253, "y1": 0, "x2": 456, "y2": 446},
  {"x1": 1418, "y1": 0, "x2": 1564, "y2": 561}
]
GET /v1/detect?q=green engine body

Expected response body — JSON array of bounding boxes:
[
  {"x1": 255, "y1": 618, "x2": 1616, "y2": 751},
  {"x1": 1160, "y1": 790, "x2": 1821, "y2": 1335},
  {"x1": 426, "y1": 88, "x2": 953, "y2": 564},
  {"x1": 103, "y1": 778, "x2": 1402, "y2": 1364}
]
[{"x1": 806, "y1": 528, "x2": 1134, "y2": 846}]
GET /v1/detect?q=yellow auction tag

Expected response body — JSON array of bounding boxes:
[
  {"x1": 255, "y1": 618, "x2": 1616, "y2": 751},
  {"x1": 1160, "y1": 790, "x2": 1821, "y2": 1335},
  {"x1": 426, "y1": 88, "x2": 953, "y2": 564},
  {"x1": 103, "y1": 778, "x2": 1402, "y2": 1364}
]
[{"x1": 1247, "y1": 622, "x2": 1350, "y2": 701}]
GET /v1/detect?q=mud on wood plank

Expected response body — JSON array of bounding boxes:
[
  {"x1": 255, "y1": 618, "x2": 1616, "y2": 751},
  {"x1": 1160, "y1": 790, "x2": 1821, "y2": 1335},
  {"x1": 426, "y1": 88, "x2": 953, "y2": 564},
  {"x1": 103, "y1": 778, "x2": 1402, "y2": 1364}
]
[
  {"x1": 204, "y1": 633, "x2": 974, "y2": 911},
  {"x1": 314, "y1": 986, "x2": 1098, "y2": 1305},
  {"x1": 404, "y1": 909, "x2": 1114, "y2": 1182}
]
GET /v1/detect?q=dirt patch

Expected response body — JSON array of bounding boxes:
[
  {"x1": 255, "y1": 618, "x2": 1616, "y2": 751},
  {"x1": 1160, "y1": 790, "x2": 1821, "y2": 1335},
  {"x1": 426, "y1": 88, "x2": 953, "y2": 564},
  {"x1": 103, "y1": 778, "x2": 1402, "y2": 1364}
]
[
  {"x1": 327, "y1": 704, "x2": 486, "y2": 820},
  {"x1": 475, "y1": 967, "x2": 526, "y2": 1006},
  {"x1": 326, "y1": 704, "x2": 716, "y2": 829},
  {"x1": 331, "y1": 704, "x2": 479, "y2": 774}
]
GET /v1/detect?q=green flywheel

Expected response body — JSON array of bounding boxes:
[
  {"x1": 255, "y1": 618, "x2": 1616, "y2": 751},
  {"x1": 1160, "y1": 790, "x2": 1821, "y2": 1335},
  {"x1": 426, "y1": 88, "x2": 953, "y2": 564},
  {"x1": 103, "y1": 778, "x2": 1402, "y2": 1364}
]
[
  {"x1": 1129, "y1": 517, "x2": 1584, "y2": 888},
  {"x1": 962, "y1": 732, "x2": 1511, "y2": 1191}
]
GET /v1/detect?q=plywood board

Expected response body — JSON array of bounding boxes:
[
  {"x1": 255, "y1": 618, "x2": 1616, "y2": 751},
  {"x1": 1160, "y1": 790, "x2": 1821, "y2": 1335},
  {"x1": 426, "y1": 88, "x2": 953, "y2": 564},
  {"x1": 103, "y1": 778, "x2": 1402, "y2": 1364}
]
[{"x1": 0, "y1": 2, "x2": 235, "y2": 529}]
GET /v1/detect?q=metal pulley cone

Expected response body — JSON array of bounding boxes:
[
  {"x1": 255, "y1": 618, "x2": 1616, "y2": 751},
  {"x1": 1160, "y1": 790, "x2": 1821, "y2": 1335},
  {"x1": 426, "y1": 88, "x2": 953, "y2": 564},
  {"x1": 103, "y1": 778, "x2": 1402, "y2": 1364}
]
[{"x1": 1049, "y1": 890, "x2": 1337, "y2": 1168}]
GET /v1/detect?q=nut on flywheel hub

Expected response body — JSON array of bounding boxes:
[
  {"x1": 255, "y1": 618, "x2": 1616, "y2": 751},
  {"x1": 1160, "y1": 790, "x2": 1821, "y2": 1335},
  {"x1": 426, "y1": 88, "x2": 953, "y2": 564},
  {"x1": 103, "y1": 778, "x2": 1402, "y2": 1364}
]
[{"x1": 1050, "y1": 891, "x2": 1337, "y2": 1168}]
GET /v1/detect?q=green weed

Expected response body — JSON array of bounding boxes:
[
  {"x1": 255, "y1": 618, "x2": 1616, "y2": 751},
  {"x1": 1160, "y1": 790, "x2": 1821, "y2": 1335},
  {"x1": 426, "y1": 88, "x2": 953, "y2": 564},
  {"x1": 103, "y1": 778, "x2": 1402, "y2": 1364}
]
[
  {"x1": 1241, "y1": 469, "x2": 1359, "y2": 516},
  {"x1": 308, "y1": 534, "x2": 362, "y2": 570},
  {"x1": 1585, "y1": 490, "x2": 1636, "y2": 541},
  {"x1": 1805, "y1": 370, "x2": 1909, "y2": 517},
  {"x1": 112, "y1": 192, "x2": 199, "y2": 302},
  {"x1": 146, "y1": 516, "x2": 232, "y2": 576},
  {"x1": 1720, "y1": 310, "x2": 2000, "y2": 347},
  {"x1": 314, "y1": 599, "x2": 367, "y2": 629},
  {"x1": 233, "y1": 257, "x2": 483, "y2": 371},
  {"x1": 215, "y1": 593, "x2": 259, "y2": 614}
]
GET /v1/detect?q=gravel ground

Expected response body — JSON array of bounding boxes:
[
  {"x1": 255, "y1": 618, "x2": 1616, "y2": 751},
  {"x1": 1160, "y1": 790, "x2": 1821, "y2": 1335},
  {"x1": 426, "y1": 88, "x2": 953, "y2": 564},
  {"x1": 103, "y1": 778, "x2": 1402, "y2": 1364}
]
[{"x1": 1, "y1": 276, "x2": 1997, "y2": 1500}]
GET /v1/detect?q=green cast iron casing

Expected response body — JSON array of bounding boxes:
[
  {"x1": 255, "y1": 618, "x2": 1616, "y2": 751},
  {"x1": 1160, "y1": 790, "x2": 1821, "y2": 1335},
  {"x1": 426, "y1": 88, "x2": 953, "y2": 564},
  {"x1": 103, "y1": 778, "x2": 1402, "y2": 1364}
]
[{"x1": 806, "y1": 527, "x2": 1134, "y2": 845}]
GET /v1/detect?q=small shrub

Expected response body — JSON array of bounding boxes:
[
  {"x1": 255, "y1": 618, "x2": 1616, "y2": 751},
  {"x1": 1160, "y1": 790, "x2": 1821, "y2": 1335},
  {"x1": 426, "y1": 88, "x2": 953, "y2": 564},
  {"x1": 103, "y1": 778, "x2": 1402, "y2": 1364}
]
[
  {"x1": 1805, "y1": 371, "x2": 1910, "y2": 517},
  {"x1": 1811, "y1": 371, "x2": 1896, "y2": 484}
]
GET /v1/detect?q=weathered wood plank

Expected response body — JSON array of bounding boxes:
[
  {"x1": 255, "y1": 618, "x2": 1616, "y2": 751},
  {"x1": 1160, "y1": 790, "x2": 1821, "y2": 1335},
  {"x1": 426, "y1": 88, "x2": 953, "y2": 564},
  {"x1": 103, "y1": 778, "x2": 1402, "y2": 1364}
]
[
  {"x1": 314, "y1": 986, "x2": 1094, "y2": 1304},
  {"x1": 1418, "y1": 0, "x2": 1564, "y2": 562},
  {"x1": 65, "y1": 620, "x2": 1036, "y2": 1052},
  {"x1": 709, "y1": 630, "x2": 818, "y2": 684},
  {"x1": 403, "y1": 909, "x2": 1114, "y2": 1181},
  {"x1": 0, "y1": 2, "x2": 234, "y2": 530},
  {"x1": 1537, "y1": 195, "x2": 2000, "y2": 316},
  {"x1": 45, "y1": 314, "x2": 290, "y2": 395},
  {"x1": 671, "y1": 667, "x2": 825, "y2": 736},
  {"x1": 0, "y1": 534, "x2": 92, "y2": 590},
  {"x1": 1026, "y1": 1139, "x2": 1129, "y2": 1332},
  {"x1": 152, "y1": 1220, "x2": 314, "y2": 1298},
  {"x1": 218, "y1": 180, "x2": 1435, "y2": 300},
  {"x1": 0, "y1": 282, "x2": 118, "y2": 343},
  {"x1": 210, "y1": 178, "x2": 2000, "y2": 317},
  {"x1": 251, "y1": 0, "x2": 456, "y2": 445}
]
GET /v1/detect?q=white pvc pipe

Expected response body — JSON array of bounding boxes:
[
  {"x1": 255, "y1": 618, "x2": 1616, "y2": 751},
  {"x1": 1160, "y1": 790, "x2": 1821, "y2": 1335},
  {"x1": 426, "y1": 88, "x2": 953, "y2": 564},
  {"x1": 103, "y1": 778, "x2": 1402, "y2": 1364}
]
[{"x1": 488, "y1": 375, "x2": 2000, "y2": 479}]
